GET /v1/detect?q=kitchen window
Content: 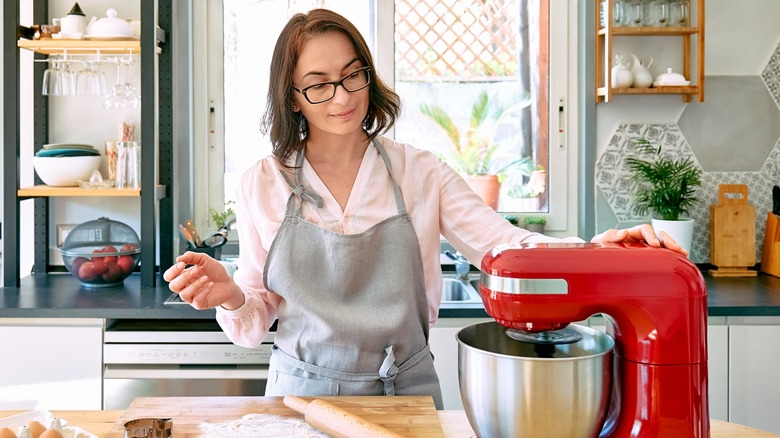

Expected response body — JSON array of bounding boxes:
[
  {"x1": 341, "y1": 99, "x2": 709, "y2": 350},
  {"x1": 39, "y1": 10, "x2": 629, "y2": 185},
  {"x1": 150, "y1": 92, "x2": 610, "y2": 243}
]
[{"x1": 194, "y1": 0, "x2": 577, "y2": 236}]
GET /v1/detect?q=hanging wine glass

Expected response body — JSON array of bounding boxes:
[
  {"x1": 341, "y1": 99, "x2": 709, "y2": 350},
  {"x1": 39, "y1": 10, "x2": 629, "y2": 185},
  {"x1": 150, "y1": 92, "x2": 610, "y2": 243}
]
[
  {"x1": 42, "y1": 56, "x2": 74, "y2": 96},
  {"x1": 103, "y1": 57, "x2": 140, "y2": 109},
  {"x1": 76, "y1": 60, "x2": 107, "y2": 96}
]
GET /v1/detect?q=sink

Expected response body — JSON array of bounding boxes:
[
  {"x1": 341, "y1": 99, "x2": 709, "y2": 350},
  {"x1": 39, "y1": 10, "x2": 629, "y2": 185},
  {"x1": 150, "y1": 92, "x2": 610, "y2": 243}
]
[
  {"x1": 163, "y1": 293, "x2": 188, "y2": 305},
  {"x1": 441, "y1": 276, "x2": 481, "y2": 304}
]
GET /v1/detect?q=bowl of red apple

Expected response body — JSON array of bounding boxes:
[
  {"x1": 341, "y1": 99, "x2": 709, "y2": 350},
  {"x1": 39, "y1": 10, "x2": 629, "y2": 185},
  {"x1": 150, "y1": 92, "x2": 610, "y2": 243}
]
[{"x1": 60, "y1": 217, "x2": 141, "y2": 287}]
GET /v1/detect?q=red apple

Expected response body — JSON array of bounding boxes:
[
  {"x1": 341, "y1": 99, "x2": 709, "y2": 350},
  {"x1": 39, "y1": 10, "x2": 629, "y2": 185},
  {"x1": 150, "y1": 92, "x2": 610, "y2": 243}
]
[
  {"x1": 91, "y1": 248, "x2": 104, "y2": 263},
  {"x1": 120, "y1": 243, "x2": 138, "y2": 252},
  {"x1": 102, "y1": 263, "x2": 123, "y2": 283},
  {"x1": 102, "y1": 245, "x2": 118, "y2": 264},
  {"x1": 78, "y1": 261, "x2": 98, "y2": 281},
  {"x1": 117, "y1": 255, "x2": 135, "y2": 275},
  {"x1": 91, "y1": 257, "x2": 108, "y2": 276},
  {"x1": 70, "y1": 257, "x2": 89, "y2": 278}
]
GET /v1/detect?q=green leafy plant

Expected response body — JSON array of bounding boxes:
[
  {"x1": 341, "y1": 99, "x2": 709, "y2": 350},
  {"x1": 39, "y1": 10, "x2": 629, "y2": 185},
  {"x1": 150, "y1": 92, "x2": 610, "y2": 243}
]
[
  {"x1": 626, "y1": 138, "x2": 702, "y2": 221},
  {"x1": 209, "y1": 201, "x2": 236, "y2": 228},
  {"x1": 503, "y1": 214, "x2": 520, "y2": 225},
  {"x1": 505, "y1": 167, "x2": 546, "y2": 199},
  {"x1": 419, "y1": 90, "x2": 534, "y2": 180},
  {"x1": 524, "y1": 215, "x2": 547, "y2": 225}
]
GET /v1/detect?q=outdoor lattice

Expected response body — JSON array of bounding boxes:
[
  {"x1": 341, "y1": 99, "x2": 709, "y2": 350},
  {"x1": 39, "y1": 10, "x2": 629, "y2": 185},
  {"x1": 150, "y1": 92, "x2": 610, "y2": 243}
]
[{"x1": 395, "y1": 0, "x2": 520, "y2": 80}]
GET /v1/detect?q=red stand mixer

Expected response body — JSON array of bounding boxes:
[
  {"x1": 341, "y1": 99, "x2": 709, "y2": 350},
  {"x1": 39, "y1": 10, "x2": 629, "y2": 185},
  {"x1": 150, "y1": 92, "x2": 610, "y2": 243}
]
[{"x1": 478, "y1": 242, "x2": 709, "y2": 437}]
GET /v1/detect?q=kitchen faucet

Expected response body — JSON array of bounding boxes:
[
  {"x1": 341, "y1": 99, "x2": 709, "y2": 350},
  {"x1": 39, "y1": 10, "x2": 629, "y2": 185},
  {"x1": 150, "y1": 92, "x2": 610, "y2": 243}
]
[{"x1": 444, "y1": 250, "x2": 471, "y2": 281}]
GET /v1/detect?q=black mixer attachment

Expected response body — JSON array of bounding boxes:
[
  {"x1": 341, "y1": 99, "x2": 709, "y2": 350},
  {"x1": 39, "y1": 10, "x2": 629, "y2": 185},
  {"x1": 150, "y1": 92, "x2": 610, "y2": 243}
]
[
  {"x1": 505, "y1": 327, "x2": 584, "y2": 358},
  {"x1": 505, "y1": 327, "x2": 583, "y2": 345}
]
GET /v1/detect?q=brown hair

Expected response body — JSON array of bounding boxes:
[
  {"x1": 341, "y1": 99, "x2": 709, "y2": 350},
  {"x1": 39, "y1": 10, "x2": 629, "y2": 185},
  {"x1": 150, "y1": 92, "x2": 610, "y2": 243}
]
[{"x1": 260, "y1": 9, "x2": 401, "y2": 165}]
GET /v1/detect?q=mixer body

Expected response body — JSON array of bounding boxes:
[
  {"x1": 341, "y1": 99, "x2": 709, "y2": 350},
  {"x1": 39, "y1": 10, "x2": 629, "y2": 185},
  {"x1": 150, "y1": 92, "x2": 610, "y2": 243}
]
[{"x1": 479, "y1": 242, "x2": 709, "y2": 438}]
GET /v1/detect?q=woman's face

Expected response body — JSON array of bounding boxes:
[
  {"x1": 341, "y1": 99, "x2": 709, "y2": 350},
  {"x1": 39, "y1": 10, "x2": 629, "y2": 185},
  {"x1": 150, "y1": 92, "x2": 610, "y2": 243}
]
[{"x1": 292, "y1": 31, "x2": 370, "y2": 140}]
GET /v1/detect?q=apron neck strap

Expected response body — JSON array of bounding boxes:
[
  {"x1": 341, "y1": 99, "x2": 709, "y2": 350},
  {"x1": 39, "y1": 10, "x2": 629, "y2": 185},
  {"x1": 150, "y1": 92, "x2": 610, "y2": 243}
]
[
  {"x1": 280, "y1": 150, "x2": 323, "y2": 217},
  {"x1": 280, "y1": 139, "x2": 408, "y2": 216},
  {"x1": 371, "y1": 139, "x2": 408, "y2": 215}
]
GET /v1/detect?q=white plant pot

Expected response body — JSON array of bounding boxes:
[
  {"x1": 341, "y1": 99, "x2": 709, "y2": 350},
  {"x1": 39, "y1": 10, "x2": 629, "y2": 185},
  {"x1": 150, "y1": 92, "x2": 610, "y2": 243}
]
[
  {"x1": 500, "y1": 197, "x2": 540, "y2": 212},
  {"x1": 651, "y1": 218, "x2": 695, "y2": 256}
]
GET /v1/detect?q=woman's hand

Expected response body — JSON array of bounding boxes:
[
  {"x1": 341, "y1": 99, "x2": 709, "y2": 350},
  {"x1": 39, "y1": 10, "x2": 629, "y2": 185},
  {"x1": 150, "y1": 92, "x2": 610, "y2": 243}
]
[
  {"x1": 591, "y1": 224, "x2": 687, "y2": 257},
  {"x1": 163, "y1": 251, "x2": 245, "y2": 310}
]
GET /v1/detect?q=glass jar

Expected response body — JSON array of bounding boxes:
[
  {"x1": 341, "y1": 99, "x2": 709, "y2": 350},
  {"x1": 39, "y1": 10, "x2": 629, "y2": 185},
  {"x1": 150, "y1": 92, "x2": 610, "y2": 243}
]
[
  {"x1": 625, "y1": 0, "x2": 645, "y2": 27},
  {"x1": 612, "y1": 0, "x2": 627, "y2": 27},
  {"x1": 647, "y1": 0, "x2": 670, "y2": 27},
  {"x1": 601, "y1": 0, "x2": 628, "y2": 28},
  {"x1": 670, "y1": 0, "x2": 690, "y2": 26}
]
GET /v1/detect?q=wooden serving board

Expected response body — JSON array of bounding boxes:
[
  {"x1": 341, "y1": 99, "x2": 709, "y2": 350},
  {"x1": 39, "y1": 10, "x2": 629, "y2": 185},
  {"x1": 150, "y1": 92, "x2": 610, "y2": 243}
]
[
  {"x1": 105, "y1": 396, "x2": 445, "y2": 437},
  {"x1": 710, "y1": 184, "x2": 758, "y2": 277}
]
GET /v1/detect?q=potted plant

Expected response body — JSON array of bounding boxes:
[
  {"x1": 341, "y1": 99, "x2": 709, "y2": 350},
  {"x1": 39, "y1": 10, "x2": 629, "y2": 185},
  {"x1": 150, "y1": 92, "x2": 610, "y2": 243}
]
[
  {"x1": 503, "y1": 214, "x2": 520, "y2": 226},
  {"x1": 208, "y1": 201, "x2": 236, "y2": 229},
  {"x1": 626, "y1": 138, "x2": 703, "y2": 254},
  {"x1": 419, "y1": 90, "x2": 534, "y2": 210},
  {"x1": 523, "y1": 215, "x2": 546, "y2": 233},
  {"x1": 501, "y1": 166, "x2": 546, "y2": 211}
]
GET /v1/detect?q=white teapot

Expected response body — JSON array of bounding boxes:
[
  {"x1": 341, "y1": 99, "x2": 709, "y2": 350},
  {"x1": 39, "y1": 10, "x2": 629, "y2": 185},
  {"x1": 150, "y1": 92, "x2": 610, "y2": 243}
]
[
  {"x1": 630, "y1": 53, "x2": 653, "y2": 89},
  {"x1": 87, "y1": 8, "x2": 132, "y2": 37}
]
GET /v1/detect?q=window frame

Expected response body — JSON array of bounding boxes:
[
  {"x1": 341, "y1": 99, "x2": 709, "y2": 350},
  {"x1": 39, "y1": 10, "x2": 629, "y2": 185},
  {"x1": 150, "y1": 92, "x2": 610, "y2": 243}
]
[{"x1": 196, "y1": 0, "x2": 579, "y2": 239}]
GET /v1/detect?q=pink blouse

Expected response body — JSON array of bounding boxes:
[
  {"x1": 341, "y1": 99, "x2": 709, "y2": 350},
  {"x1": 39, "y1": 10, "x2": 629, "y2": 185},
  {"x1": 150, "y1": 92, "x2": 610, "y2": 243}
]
[{"x1": 216, "y1": 135, "x2": 581, "y2": 348}]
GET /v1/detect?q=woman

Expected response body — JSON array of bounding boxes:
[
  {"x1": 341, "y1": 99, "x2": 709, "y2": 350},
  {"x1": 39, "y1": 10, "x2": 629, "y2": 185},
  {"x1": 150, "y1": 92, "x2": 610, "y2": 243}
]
[{"x1": 163, "y1": 9, "x2": 683, "y2": 409}]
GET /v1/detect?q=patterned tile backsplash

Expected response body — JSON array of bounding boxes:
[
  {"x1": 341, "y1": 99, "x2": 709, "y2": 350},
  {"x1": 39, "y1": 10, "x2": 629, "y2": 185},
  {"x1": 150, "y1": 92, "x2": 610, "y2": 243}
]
[
  {"x1": 596, "y1": 123, "x2": 780, "y2": 263},
  {"x1": 595, "y1": 41, "x2": 780, "y2": 264}
]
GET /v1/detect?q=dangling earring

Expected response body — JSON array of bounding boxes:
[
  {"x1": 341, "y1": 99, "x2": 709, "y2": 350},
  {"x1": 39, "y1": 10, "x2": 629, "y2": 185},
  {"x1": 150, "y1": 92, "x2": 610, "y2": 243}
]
[{"x1": 297, "y1": 114, "x2": 308, "y2": 136}]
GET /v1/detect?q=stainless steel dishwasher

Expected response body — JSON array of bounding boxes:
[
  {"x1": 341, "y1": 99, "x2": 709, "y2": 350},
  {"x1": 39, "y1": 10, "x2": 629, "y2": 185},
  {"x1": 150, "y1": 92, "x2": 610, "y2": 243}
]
[{"x1": 103, "y1": 317, "x2": 274, "y2": 410}]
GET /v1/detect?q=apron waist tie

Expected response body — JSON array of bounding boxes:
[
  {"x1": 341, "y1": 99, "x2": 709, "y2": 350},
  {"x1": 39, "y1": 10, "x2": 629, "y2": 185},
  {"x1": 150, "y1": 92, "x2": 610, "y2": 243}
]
[
  {"x1": 272, "y1": 344, "x2": 431, "y2": 395},
  {"x1": 379, "y1": 344, "x2": 431, "y2": 396}
]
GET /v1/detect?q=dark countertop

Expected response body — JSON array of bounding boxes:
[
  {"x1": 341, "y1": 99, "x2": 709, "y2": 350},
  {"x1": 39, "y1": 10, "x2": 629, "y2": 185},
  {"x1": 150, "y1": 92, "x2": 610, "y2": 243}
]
[{"x1": 1, "y1": 270, "x2": 780, "y2": 320}]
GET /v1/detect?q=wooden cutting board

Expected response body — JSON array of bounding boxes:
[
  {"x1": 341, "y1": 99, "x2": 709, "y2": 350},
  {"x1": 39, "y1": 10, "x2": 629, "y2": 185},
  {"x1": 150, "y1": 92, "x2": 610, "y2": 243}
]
[
  {"x1": 710, "y1": 184, "x2": 757, "y2": 277},
  {"x1": 104, "y1": 396, "x2": 445, "y2": 437}
]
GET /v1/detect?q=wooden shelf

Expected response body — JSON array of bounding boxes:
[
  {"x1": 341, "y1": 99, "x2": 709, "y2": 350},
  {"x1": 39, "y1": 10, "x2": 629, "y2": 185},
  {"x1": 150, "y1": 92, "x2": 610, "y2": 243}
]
[
  {"x1": 17, "y1": 185, "x2": 167, "y2": 200},
  {"x1": 598, "y1": 85, "x2": 699, "y2": 96},
  {"x1": 598, "y1": 26, "x2": 700, "y2": 36},
  {"x1": 595, "y1": 0, "x2": 705, "y2": 103},
  {"x1": 18, "y1": 38, "x2": 142, "y2": 55}
]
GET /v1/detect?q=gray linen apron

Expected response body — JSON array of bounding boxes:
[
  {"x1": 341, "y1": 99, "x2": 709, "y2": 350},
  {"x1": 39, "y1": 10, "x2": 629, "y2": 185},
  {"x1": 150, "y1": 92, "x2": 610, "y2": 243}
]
[{"x1": 262, "y1": 139, "x2": 443, "y2": 409}]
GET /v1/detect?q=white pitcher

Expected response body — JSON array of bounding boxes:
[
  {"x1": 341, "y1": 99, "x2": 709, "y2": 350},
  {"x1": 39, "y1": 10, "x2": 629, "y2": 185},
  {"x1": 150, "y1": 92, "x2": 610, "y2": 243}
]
[{"x1": 630, "y1": 53, "x2": 653, "y2": 88}]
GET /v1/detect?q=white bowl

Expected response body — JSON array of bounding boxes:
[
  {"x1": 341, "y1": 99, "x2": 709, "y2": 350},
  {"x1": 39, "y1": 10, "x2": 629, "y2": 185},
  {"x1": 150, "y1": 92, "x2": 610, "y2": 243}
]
[{"x1": 33, "y1": 155, "x2": 103, "y2": 186}]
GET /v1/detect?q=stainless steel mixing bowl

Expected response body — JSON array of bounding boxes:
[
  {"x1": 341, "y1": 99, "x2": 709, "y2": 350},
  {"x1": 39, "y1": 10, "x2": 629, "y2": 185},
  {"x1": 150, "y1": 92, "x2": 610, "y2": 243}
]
[{"x1": 457, "y1": 322, "x2": 614, "y2": 438}]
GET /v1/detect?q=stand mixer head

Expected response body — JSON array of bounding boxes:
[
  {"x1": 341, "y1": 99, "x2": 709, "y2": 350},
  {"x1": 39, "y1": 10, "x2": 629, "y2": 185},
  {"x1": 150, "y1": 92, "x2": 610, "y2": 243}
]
[{"x1": 473, "y1": 242, "x2": 709, "y2": 437}]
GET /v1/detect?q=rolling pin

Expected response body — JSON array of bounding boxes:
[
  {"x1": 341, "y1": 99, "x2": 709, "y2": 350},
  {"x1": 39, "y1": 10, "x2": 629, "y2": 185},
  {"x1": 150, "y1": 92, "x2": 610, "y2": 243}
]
[{"x1": 283, "y1": 395, "x2": 405, "y2": 438}]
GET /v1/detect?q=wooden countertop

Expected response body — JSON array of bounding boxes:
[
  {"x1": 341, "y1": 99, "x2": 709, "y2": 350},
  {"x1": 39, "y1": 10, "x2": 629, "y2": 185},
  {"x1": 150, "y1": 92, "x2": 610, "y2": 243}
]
[{"x1": 2, "y1": 397, "x2": 779, "y2": 437}]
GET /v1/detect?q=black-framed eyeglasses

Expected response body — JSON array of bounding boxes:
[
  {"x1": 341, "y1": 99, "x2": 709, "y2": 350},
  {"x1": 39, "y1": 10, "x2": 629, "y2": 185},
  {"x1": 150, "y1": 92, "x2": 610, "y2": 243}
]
[{"x1": 293, "y1": 67, "x2": 371, "y2": 105}]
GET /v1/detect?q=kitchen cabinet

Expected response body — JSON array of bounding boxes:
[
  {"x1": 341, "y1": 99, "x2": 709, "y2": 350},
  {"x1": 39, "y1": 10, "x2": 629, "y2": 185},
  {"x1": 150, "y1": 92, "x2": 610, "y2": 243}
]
[
  {"x1": 728, "y1": 321, "x2": 780, "y2": 434},
  {"x1": 707, "y1": 319, "x2": 728, "y2": 421},
  {"x1": 0, "y1": 318, "x2": 103, "y2": 410},
  {"x1": 2, "y1": 1, "x2": 174, "y2": 287},
  {"x1": 429, "y1": 317, "x2": 492, "y2": 410},
  {"x1": 595, "y1": 0, "x2": 705, "y2": 102}
]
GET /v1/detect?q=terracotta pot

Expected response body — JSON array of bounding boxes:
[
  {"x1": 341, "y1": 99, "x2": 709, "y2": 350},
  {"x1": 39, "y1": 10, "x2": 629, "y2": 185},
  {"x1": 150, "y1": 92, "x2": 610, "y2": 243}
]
[{"x1": 465, "y1": 174, "x2": 501, "y2": 210}]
